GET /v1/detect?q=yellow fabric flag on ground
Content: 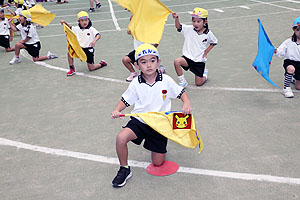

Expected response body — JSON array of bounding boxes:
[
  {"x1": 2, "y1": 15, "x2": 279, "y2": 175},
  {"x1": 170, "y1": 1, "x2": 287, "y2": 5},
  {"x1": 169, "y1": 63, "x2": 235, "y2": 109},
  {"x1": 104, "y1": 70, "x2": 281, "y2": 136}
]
[
  {"x1": 5, "y1": 4, "x2": 55, "y2": 26},
  {"x1": 123, "y1": 111, "x2": 204, "y2": 154},
  {"x1": 113, "y1": 0, "x2": 172, "y2": 44},
  {"x1": 63, "y1": 24, "x2": 87, "y2": 62}
]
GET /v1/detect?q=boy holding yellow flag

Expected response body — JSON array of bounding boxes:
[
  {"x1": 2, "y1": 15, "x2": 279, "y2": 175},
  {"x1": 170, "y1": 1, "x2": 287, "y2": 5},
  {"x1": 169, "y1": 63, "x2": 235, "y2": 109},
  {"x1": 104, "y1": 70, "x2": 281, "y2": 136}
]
[
  {"x1": 110, "y1": 44, "x2": 191, "y2": 188},
  {"x1": 61, "y1": 11, "x2": 107, "y2": 76}
]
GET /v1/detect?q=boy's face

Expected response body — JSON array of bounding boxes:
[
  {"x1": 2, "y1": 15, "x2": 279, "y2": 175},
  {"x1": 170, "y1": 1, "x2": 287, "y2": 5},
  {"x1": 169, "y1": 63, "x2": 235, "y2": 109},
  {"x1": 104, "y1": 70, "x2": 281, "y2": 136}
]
[
  {"x1": 79, "y1": 18, "x2": 89, "y2": 28},
  {"x1": 0, "y1": 12, "x2": 4, "y2": 18},
  {"x1": 293, "y1": 26, "x2": 300, "y2": 38},
  {"x1": 136, "y1": 55, "x2": 160, "y2": 76},
  {"x1": 19, "y1": 15, "x2": 26, "y2": 23},
  {"x1": 192, "y1": 17, "x2": 206, "y2": 31}
]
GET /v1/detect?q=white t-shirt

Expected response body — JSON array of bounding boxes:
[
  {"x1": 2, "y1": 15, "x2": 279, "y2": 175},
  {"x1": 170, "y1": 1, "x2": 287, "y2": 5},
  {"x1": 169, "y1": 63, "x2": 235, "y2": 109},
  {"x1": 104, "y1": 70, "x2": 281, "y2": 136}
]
[
  {"x1": 276, "y1": 38, "x2": 300, "y2": 61},
  {"x1": 16, "y1": 23, "x2": 40, "y2": 44},
  {"x1": 180, "y1": 24, "x2": 217, "y2": 62},
  {"x1": 0, "y1": 18, "x2": 11, "y2": 36},
  {"x1": 134, "y1": 39, "x2": 144, "y2": 50},
  {"x1": 121, "y1": 72, "x2": 185, "y2": 123},
  {"x1": 71, "y1": 25, "x2": 100, "y2": 48}
]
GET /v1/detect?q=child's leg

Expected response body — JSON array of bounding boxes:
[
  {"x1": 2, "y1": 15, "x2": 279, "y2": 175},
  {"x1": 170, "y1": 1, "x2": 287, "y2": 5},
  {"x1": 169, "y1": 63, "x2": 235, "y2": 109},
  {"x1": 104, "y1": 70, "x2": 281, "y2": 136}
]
[
  {"x1": 123, "y1": 55, "x2": 135, "y2": 73},
  {"x1": 5, "y1": 47, "x2": 15, "y2": 52},
  {"x1": 174, "y1": 57, "x2": 188, "y2": 76},
  {"x1": 296, "y1": 80, "x2": 300, "y2": 90},
  {"x1": 67, "y1": 52, "x2": 74, "y2": 66},
  {"x1": 284, "y1": 65, "x2": 295, "y2": 88},
  {"x1": 151, "y1": 152, "x2": 165, "y2": 166},
  {"x1": 14, "y1": 42, "x2": 26, "y2": 57},
  {"x1": 89, "y1": 0, "x2": 94, "y2": 8},
  {"x1": 87, "y1": 63, "x2": 103, "y2": 71},
  {"x1": 116, "y1": 128, "x2": 137, "y2": 166},
  {"x1": 32, "y1": 56, "x2": 49, "y2": 62},
  {"x1": 195, "y1": 75, "x2": 207, "y2": 86}
]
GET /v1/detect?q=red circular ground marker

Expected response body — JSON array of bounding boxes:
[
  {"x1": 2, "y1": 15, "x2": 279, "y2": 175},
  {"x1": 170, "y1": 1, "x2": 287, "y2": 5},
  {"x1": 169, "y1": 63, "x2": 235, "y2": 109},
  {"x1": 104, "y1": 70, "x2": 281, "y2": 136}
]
[{"x1": 146, "y1": 160, "x2": 179, "y2": 176}]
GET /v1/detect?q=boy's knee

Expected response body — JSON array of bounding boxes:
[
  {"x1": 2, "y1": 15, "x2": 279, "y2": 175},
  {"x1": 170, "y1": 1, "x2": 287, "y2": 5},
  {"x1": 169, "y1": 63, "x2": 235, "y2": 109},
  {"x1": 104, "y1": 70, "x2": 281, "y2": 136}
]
[
  {"x1": 152, "y1": 160, "x2": 164, "y2": 166},
  {"x1": 287, "y1": 65, "x2": 295, "y2": 74},
  {"x1": 32, "y1": 57, "x2": 38, "y2": 62},
  {"x1": 116, "y1": 133, "x2": 130, "y2": 145}
]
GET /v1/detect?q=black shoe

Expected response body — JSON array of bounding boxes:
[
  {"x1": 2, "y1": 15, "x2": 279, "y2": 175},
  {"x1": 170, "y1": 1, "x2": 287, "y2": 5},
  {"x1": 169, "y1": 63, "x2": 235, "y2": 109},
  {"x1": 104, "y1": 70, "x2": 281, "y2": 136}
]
[
  {"x1": 88, "y1": 8, "x2": 95, "y2": 12},
  {"x1": 112, "y1": 166, "x2": 132, "y2": 188},
  {"x1": 96, "y1": 3, "x2": 101, "y2": 8}
]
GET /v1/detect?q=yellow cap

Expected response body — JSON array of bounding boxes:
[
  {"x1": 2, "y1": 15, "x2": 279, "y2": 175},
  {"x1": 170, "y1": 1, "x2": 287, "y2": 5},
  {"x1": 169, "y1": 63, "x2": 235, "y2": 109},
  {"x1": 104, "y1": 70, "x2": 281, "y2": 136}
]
[
  {"x1": 192, "y1": 7, "x2": 208, "y2": 19},
  {"x1": 135, "y1": 43, "x2": 159, "y2": 60},
  {"x1": 77, "y1": 11, "x2": 89, "y2": 20},
  {"x1": 20, "y1": 10, "x2": 31, "y2": 21},
  {"x1": 14, "y1": 0, "x2": 24, "y2": 5}
]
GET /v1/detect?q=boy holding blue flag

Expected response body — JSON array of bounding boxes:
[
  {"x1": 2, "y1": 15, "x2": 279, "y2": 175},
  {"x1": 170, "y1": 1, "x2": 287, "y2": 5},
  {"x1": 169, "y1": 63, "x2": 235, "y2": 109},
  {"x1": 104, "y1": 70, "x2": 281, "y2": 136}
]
[{"x1": 275, "y1": 16, "x2": 300, "y2": 98}]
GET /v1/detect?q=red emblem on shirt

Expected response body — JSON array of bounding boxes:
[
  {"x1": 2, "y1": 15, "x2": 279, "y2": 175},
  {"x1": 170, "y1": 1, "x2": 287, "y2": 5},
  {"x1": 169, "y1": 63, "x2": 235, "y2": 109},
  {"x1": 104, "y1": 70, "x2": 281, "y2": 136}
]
[{"x1": 162, "y1": 90, "x2": 167, "y2": 100}]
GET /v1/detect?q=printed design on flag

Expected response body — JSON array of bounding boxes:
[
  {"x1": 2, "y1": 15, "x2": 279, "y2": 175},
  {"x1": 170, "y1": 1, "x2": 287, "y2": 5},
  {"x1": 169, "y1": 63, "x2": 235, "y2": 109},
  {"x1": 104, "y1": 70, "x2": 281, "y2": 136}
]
[
  {"x1": 173, "y1": 113, "x2": 191, "y2": 129},
  {"x1": 162, "y1": 89, "x2": 167, "y2": 100}
]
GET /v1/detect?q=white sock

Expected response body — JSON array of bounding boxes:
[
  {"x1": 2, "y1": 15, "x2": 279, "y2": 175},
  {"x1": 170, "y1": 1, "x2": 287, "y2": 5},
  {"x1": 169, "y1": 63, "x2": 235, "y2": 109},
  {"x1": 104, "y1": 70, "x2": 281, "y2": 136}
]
[{"x1": 178, "y1": 75, "x2": 186, "y2": 82}]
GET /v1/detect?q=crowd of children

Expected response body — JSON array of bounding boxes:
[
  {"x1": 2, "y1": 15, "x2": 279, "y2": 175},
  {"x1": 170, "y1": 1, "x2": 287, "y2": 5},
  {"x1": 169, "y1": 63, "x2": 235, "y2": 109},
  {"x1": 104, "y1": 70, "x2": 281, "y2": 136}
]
[{"x1": 1, "y1": 1, "x2": 300, "y2": 189}]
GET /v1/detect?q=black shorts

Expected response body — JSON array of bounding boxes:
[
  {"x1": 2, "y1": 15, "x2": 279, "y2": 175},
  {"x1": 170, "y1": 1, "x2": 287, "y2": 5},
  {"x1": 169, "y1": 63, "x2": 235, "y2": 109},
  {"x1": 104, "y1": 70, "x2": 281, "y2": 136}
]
[
  {"x1": 126, "y1": 50, "x2": 135, "y2": 64},
  {"x1": 0, "y1": 35, "x2": 10, "y2": 49},
  {"x1": 24, "y1": 42, "x2": 41, "y2": 58},
  {"x1": 283, "y1": 59, "x2": 300, "y2": 80},
  {"x1": 125, "y1": 117, "x2": 168, "y2": 154},
  {"x1": 82, "y1": 47, "x2": 95, "y2": 64},
  {"x1": 182, "y1": 55, "x2": 205, "y2": 77}
]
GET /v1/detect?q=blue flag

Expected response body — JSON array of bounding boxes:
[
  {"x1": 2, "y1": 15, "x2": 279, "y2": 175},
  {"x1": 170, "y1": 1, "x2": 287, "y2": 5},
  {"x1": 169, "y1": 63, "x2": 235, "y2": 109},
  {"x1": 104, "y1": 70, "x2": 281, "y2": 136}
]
[{"x1": 252, "y1": 18, "x2": 279, "y2": 87}]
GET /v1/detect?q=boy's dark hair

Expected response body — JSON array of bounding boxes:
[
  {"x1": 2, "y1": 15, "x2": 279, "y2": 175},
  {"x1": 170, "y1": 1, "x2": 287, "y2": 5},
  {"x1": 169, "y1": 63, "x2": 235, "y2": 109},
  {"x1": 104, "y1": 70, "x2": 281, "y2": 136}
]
[
  {"x1": 78, "y1": 19, "x2": 92, "y2": 29},
  {"x1": 292, "y1": 27, "x2": 298, "y2": 42}
]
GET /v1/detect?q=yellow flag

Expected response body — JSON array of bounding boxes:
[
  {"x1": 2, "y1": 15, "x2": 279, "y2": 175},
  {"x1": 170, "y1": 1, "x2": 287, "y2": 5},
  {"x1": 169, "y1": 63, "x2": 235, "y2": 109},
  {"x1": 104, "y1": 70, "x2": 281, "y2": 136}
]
[
  {"x1": 113, "y1": 0, "x2": 172, "y2": 44},
  {"x1": 28, "y1": 4, "x2": 55, "y2": 26},
  {"x1": 63, "y1": 24, "x2": 87, "y2": 62},
  {"x1": 5, "y1": 4, "x2": 55, "y2": 26},
  {"x1": 123, "y1": 111, "x2": 204, "y2": 154}
]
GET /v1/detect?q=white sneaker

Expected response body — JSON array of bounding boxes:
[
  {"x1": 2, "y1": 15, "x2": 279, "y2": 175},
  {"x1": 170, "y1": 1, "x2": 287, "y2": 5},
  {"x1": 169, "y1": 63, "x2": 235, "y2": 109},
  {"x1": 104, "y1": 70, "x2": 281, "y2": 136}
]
[
  {"x1": 9, "y1": 56, "x2": 21, "y2": 65},
  {"x1": 203, "y1": 69, "x2": 208, "y2": 80},
  {"x1": 126, "y1": 72, "x2": 138, "y2": 82},
  {"x1": 47, "y1": 51, "x2": 58, "y2": 60},
  {"x1": 178, "y1": 80, "x2": 188, "y2": 88},
  {"x1": 283, "y1": 87, "x2": 294, "y2": 98}
]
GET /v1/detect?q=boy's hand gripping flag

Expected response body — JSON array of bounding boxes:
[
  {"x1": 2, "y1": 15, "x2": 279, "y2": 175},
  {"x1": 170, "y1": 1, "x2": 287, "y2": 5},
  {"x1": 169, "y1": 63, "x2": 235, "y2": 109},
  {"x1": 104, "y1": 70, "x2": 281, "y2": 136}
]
[
  {"x1": 112, "y1": 0, "x2": 172, "y2": 44},
  {"x1": 63, "y1": 24, "x2": 87, "y2": 62},
  {"x1": 120, "y1": 111, "x2": 203, "y2": 154},
  {"x1": 252, "y1": 18, "x2": 279, "y2": 87}
]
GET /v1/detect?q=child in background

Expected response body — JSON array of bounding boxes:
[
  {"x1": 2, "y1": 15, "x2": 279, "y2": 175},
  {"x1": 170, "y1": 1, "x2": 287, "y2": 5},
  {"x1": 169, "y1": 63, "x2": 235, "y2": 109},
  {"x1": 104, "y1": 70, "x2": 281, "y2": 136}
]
[
  {"x1": 111, "y1": 43, "x2": 191, "y2": 188},
  {"x1": 88, "y1": 0, "x2": 101, "y2": 12},
  {"x1": 275, "y1": 16, "x2": 300, "y2": 98},
  {"x1": 9, "y1": 10, "x2": 57, "y2": 64},
  {"x1": 6, "y1": 0, "x2": 27, "y2": 16},
  {"x1": 0, "y1": 7, "x2": 14, "y2": 52},
  {"x1": 60, "y1": 11, "x2": 107, "y2": 76},
  {"x1": 173, "y1": 8, "x2": 217, "y2": 87}
]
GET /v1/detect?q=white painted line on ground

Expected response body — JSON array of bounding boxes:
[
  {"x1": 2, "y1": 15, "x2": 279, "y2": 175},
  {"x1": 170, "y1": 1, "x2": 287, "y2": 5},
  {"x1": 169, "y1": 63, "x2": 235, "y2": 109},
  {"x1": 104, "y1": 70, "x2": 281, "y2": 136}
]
[
  {"x1": 250, "y1": 0, "x2": 297, "y2": 10},
  {"x1": 107, "y1": 0, "x2": 121, "y2": 31},
  {"x1": 285, "y1": 0, "x2": 300, "y2": 3},
  {"x1": 1, "y1": 137, "x2": 300, "y2": 185},
  {"x1": 214, "y1": 8, "x2": 225, "y2": 12},
  {"x1": 240, "y1": 5, "x2": 251, "y2": 9},
  {"x1": 20, "y1": 50, "x2": 300, "y2": 93}
]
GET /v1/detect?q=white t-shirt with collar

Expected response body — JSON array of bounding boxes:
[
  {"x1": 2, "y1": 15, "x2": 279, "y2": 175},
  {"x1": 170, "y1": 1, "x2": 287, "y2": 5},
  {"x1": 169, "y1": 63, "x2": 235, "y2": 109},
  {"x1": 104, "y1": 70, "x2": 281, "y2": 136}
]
[
  {"x1": 180, "y1": 24, "x2": 217, "y2": 62},
  {"x1": 16, "y1": 23, "x2": 40, "y2": 44},
  {"x1": 71, "y1": 25, "x2": 100, "y2": 48},
  {"x1": 0, "y1": 18, "x2": 11, "y2": 35},
  {"x1": 276, "y1": 38, "x2": 300, "y2": 61},
  {"x1": 121, "y1": 72, "x2": 185, "y2": 123}
]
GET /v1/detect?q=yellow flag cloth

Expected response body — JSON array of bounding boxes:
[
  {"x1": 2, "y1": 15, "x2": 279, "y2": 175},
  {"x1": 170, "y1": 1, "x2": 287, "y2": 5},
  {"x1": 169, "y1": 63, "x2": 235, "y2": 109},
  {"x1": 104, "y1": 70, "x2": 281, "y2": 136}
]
[
  {"x1": 113, "y1": 0, "x2": 172, "y2": 44},
  {"x1": 125, "y1": 111, "x2": 203, "y2": 154},
  {"x1": 63, "y1": 24, "x2": 87, "y2": 62},
  {"x1": 5, "y1": 4, "x2": 55, "y2": 26}
]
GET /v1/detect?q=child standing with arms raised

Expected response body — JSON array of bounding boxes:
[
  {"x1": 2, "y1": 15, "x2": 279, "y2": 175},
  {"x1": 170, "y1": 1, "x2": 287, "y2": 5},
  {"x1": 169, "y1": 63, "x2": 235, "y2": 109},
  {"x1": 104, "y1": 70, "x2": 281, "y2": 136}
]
[
  {"x1": 275, "y1": 16, "x2": 300, "y2": 98},
  {"x1": 110, "y1": 44, "x2": 191, "y2": 188},
  {"x1": 173, "y1": 7, "x2": 217, "y2": 87},
  {"x1": 61, "y1": 11, "x2": 107, "y2": 76}
]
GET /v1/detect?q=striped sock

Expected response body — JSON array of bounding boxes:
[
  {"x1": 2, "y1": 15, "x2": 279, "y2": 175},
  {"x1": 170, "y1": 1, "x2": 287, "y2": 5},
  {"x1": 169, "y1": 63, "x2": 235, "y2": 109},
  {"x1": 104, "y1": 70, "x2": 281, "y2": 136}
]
[{"x1": 284, "y1": 73, "x2": 293, "y2": 89}]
